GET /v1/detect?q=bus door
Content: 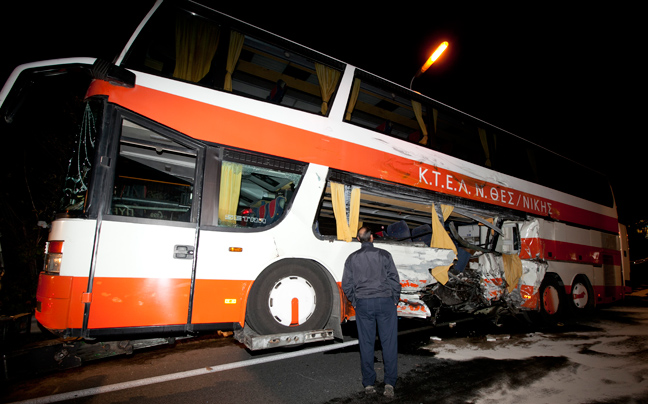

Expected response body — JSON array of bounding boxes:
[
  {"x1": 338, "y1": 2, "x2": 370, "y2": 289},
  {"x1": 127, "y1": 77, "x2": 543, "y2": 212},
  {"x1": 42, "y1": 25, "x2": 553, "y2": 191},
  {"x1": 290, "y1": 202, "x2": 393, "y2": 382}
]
[{"x1": 87, "y1": 114, "x2": 203, "y2": 335}]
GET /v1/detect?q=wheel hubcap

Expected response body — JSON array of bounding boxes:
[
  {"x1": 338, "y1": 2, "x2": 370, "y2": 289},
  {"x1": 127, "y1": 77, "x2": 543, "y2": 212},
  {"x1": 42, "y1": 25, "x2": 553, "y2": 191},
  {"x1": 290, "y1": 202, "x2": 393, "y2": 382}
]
[
  {"x1": 572, "y1": 283, "x2": 589, "y2": 309},
  {"x1": 543, "y1": 285, "x2": 560, "y2": 315},
  {"x1": 268, "y1": 276, "x2": 317, "y2": 326}
]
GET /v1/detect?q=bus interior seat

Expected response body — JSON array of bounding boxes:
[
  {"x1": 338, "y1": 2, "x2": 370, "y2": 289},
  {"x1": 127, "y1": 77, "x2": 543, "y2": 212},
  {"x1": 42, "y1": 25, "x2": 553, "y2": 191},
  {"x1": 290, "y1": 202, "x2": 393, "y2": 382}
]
[
  {"x1": 385, "y1": 220, "x2": 411, "y2": 242},
  {"x1": 408, "y1": 130, "x2": 421, "y2": 143},
  {"x1": 376, "y1": 120, "x2": 393, "y2": 135},
  {"x1": 252, "y1": 196, "x2": 286, "y2": 225},
  {"x1": 267, "y1": 79, "x2": 287, "y2": 104},
  {"x1": 412, "y1": 224, "x2": 432, "y2": 245},
  {"x1": 452, "y1": 244, "x2": 471, "y2": 273}
]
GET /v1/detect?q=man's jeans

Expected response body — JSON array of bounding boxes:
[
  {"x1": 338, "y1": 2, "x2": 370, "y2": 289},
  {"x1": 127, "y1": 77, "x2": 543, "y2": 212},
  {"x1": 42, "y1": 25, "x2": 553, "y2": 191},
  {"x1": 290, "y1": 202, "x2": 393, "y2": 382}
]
[{"x1": 355, "y1": 297, "x2": 398, "y2": 387}]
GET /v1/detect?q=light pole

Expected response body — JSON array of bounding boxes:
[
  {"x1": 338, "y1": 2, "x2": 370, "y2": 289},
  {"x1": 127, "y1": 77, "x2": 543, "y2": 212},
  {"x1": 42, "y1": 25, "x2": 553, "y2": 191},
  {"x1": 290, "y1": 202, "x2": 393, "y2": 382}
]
[{"x1": 410, "y1": 41, "x2": 448, "y2": 89}]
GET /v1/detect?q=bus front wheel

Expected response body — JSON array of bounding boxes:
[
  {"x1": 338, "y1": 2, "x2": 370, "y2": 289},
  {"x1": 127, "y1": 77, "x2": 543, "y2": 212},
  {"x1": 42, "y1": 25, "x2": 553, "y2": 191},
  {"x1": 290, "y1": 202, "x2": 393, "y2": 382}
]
[
  {"x1": 245, "y1": 260, "x2": 333, "y2": 335},
  {"x1": 539, "y1": 276, "x2": 566, "y2": 323}
]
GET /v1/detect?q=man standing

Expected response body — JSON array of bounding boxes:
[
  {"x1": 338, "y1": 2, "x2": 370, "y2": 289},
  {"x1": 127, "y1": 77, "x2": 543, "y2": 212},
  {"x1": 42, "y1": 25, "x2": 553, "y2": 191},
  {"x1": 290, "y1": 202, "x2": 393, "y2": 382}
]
[{"x1": 342, "y1": 226, "x2": 401, "y2": 398}]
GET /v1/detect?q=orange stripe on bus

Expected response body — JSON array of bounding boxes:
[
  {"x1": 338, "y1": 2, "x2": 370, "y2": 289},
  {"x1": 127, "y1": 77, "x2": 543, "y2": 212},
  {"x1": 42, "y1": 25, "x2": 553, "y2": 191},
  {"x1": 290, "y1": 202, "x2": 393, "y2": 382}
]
[
  {"x1": 86, "y1": 80, "x2": 618, "y2": 233},
  {"x1": 36, "y1": 275, "x2": 255, "y2": 330},
  {"x1": 88, "y1": 277, "x2": 190, "y2": 328},
  {"x1": 36, "y1": 274, "x2": 87, "y2": 329},
  {"x1": 191, "y1": 279, "x2": 252, "y2": 325}
]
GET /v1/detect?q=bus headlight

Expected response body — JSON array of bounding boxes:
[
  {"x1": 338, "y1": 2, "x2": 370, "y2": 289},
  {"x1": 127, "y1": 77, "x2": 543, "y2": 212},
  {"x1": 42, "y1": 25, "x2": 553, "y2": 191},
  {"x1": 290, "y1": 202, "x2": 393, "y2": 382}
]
[{"x1": 44, "y1": 241, "x2": 63, "y2": 274}]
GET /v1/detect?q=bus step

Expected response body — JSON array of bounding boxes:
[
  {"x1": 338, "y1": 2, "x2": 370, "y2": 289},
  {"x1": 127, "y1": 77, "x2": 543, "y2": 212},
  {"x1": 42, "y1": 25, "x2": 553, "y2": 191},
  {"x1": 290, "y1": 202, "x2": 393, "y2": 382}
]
[{"x1": 234, "y1": 328, "x2": 335, "y2": 351}]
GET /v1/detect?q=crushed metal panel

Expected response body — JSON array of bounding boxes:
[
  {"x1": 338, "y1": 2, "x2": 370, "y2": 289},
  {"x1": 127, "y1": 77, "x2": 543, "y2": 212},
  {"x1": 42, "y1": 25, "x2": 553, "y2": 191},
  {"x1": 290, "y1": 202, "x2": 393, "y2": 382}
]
[
  {"x1": 520, "y1": 218, "x2": 542, "y2": 259},
  {"x1": 397, "y1": 295, "x2": 431, "y2": 318},
  {"x1": 474, "y1": 252, "x2": 547, "y2": 310},
  {"x1": 475, "y1": 254, "x2": 506, "y2": 302},
  {"x1": 384, "y1": 244, "x2": 455, "y2": 319},
  {"x1": 392, "y1": 246, "x2": 456, "y2": 293},
  {"x1": 513, "y1": 259, "x2": 548, "y2": 310}
]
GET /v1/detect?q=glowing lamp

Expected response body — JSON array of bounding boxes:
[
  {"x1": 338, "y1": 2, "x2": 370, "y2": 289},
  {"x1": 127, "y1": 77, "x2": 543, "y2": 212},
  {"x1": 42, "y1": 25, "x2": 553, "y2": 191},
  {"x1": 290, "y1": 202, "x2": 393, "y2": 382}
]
[
  {"x1": 410, "y1": 41, "x2": 449, "y2": 89},
  {"x1": 418, "y1": 41, "x2": 449, "y2": 77}
]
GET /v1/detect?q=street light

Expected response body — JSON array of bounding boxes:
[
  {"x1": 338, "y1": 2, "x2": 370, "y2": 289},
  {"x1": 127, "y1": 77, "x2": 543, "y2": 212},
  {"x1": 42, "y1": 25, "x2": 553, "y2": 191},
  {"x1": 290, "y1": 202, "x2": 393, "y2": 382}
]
[{"x1": 410, "y1": 41, "x2": 449, "y2": 89}]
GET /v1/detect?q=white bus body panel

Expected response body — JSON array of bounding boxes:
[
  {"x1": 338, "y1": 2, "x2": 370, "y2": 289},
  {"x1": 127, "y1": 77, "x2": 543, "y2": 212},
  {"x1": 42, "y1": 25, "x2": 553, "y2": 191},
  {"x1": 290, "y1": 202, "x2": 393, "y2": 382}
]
[
  {"x1": 93, "y1": 221, "x2": 195, "y2": 280},
  {"x1": 50, "y1": 219, "x2": 97, "y2": 277}
]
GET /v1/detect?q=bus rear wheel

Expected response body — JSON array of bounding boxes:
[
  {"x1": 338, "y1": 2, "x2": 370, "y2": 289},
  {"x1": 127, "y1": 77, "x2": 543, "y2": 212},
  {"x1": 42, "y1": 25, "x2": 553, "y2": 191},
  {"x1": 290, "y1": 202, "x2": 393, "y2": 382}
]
[
  {"x1": 570, "y1": 277, "x2": 594, "y2": 314},
  {"x1": 539, "y1": 276, "x2": 565, "y2": 323},
  {"x1": 245, "y1": 260, "x2": 333, "y2": 335}
]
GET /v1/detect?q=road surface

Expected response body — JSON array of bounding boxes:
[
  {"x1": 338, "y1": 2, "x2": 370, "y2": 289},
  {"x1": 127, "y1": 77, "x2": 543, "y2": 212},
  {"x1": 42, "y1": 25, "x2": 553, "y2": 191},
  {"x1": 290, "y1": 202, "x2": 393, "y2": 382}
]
[{"x1": 2, "y1": 291, "x2": 647, "y2": 403}]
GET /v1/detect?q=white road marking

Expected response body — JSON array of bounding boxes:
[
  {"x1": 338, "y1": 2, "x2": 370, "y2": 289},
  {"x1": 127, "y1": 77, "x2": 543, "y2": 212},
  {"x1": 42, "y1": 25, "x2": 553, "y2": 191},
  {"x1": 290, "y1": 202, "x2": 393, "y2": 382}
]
[{"x1": 11, "y1": 325, "x2": 440, "y2": 404}]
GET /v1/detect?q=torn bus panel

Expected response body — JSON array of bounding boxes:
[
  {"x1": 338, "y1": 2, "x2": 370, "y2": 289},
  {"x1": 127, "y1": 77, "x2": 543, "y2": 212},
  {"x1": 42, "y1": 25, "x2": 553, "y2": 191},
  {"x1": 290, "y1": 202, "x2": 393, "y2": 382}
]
[
  {"x1": 473, "y1": 251, "x2": 546, "y2": 310},
  {"x1": 395, "y1": 246, "x2": 456, "y2": 293},
  {"x1": 392, "y1": 245, "x2": 456, "y2": 318},
  {"x1": 513, "y1": 258, "x2": 547, "y2": 309},
  {"x1": 397, "y1": 295, "x2": 431, "y2": 318},
  {"x1": 418, "y1": 215, "x2": 548, "y2": 323},
  {"x1": 424, "y1": 252, "x2": 546, "y2": 318},
  {"x1": 520, "y1": 218, "x2": 542, "y2": 259},
  {"x1": 475, "y1": 253, "x2": 506, "y2": 302}
]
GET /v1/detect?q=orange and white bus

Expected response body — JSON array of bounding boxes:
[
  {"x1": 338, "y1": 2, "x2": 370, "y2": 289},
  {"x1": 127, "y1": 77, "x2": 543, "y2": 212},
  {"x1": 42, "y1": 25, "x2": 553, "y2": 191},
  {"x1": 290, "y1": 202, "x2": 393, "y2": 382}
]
[{"x1": 0, "y1": 0, "x2": 629, "y2": 349}]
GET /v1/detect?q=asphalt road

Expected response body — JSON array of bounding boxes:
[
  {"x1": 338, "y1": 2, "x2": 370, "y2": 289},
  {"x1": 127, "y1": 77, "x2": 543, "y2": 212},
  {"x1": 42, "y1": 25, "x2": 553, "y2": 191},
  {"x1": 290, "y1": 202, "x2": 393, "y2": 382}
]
[{"x1": 2, "y1": 291, "x2": 648, "y2": 404}]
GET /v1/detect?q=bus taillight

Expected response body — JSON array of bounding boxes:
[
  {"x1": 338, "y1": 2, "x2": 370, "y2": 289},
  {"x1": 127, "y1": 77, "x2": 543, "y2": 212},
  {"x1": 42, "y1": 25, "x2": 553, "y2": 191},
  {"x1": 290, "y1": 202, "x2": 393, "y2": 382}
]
[{"x1": 44, "y1": 240, "x2": 64, "y2": 274}]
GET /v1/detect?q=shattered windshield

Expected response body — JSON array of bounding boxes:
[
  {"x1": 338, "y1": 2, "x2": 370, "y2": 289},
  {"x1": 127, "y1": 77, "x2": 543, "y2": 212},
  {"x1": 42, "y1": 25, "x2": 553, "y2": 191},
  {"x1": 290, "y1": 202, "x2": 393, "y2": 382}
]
[{"x1": 59, "y1": 101, "x2": 100, "y2": 214}]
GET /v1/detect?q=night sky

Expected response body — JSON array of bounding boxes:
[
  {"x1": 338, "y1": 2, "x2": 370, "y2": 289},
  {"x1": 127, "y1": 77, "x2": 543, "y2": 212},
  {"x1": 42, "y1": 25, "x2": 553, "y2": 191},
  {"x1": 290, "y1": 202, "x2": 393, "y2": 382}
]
[{"x1": 1, "y1": 1, "x2": 644, "y2": 224}]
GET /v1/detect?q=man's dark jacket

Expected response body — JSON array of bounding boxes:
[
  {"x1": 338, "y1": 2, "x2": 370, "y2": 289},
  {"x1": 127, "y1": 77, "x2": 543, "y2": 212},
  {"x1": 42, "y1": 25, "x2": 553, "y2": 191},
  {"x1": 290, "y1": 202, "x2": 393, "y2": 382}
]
[{"x1": 342, "y1": 242, "x2": 401, "y2": 307}]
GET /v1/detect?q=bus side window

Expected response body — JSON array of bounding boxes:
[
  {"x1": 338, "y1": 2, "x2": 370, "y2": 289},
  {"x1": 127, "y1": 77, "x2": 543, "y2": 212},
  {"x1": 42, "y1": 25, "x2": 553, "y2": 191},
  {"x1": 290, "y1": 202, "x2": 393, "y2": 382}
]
[
  {"x1": 110, "y1": 120, "x2": 197, "y2": 222},
  {"x1": 217, "y1": 160, "x2": 302, "y2": 228},
  {"x1": 315, "y1": 178, "x2": 434, "y2": 245}
]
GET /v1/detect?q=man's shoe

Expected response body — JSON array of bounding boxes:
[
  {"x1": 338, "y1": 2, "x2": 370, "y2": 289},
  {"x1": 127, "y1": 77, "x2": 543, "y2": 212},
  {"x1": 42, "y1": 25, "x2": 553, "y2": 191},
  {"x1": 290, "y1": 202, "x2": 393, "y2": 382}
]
[
  {"x1": 384, "y1": 384, "x2": 394, "y2": 398},
  {"x1": 364, "y1": 385, "x2": 376, "y2": 395}
]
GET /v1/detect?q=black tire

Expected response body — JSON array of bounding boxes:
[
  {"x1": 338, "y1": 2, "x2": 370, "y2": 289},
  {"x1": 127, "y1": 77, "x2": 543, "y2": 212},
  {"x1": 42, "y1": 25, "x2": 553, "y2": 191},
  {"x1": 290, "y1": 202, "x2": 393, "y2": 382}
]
[
  {"x1": 570, "y1": 276, "x2": 595, "y2": 314},
  {"x1": 245, "y1": 260, "x2": 333, "y2": 335},
  {"x1": 539, "y1": 276, "x2": 566, "y2": 324}
]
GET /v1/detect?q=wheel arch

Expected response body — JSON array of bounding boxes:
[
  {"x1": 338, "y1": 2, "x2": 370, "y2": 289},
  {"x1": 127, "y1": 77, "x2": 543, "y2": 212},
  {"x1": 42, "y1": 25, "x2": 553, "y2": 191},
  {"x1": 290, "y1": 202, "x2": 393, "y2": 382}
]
[{"x1": 543, "y1": 271, "x2": 567, "y2": 293}]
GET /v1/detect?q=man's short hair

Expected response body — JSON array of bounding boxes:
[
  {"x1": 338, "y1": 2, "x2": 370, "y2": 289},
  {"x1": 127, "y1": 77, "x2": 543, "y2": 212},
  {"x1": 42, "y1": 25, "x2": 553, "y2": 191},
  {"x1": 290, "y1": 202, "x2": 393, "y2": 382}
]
[{"x1": 357, "y1": 226, "x2": 372, "y2": 242}]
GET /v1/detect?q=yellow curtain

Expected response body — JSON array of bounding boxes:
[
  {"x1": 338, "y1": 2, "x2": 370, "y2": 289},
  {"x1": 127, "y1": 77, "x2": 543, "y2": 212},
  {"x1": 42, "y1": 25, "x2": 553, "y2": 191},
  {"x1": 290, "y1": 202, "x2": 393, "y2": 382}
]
[
  {"x1": 412, "y1": 100, "x2": 429, "y2": 145},
  {"x1": 315, "y1": 63, "x2": 341, "y2": 115},
  {"x1": 224, "y1": 31, "x2": 245, "y2": 92},
  {"x1": 218, "y1": 162, "x2": 242, "y2": 226},
  {"x1": 430, "y1": 204, "x2": 457, "y2": 285},
  {"x1": 440, "y1": 204, "x2": 453, "y2": 222},
  {"x1": 345, "y1": 78, "x2": 361, "y2": 121},
  {"x1": 478, "y1": 128, "x2": 491, "y2": 167},
  {"x1": 502, "y1": 254, "x2": 523, "y2": 293},
  {"x1": 173, "y1": 14, "x2": 220, "y2": 82},
  {"x1": 331, "y1": 182, "x2": 361, "y2": 242},
  {"x1": 349, "y1": 187, "x2": 361, "y2": 238}
]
